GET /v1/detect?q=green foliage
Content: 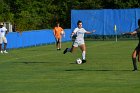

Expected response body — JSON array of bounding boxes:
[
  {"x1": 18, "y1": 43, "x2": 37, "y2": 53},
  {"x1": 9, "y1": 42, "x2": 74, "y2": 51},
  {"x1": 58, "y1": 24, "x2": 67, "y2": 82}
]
[
  {"x1": 0, "y1": 0, "x2": 12, "y2": 22},
  {"x1": 0, "y1": 0, "x2": 140, "y2": 31}
]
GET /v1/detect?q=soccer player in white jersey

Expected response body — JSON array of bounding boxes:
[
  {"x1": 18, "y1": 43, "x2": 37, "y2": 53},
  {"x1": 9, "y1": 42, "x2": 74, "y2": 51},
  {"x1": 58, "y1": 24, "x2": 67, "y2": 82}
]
[
  {"x1": 63, "y1": 20, "x2": 95, "y2": 63},
  {"x1": 0, "y1": 22, "x2": 8, "y2": 53}
]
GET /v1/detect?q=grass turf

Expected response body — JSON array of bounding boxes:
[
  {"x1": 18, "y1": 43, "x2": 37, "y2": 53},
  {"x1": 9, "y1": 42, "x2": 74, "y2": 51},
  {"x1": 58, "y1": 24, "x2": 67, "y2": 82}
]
[{"x1": 0, "y1": 40, "x2": 140, "y2": 93}]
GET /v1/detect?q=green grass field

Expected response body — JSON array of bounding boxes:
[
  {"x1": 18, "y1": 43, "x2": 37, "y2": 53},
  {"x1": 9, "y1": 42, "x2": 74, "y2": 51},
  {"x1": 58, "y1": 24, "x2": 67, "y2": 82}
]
[{"x1": 0, "y1": 40, "x2": 140, "y2": 93}]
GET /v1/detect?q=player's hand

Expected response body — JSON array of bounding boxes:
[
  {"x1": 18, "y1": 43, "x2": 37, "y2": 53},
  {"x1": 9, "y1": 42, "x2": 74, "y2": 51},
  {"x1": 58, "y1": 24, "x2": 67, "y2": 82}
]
[
  {"x1": 121, "y1": 33, "x2": 125, "y2": 35},
  {"x1": 91, "y1": 30, "x2": 96, "y2": 33},
  {"x1": 92, "y1": 30, "x2": 96, "y2": 33},
  {"x1": 70, "y1": 35, "x2": 73, "y2": 38},
  {"x1": 63, "y1": 34, "x2": 65, "y2": 38}
]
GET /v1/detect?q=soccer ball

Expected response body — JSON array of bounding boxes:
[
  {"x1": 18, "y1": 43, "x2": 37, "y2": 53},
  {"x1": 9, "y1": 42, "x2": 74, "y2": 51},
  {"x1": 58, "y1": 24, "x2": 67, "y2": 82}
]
[
  {"x1": 76, "y1": 58, "x2": 82, "y2": 64},
  {"x1": 61, "y1": 31, "x2": 64, "y2": 35}
]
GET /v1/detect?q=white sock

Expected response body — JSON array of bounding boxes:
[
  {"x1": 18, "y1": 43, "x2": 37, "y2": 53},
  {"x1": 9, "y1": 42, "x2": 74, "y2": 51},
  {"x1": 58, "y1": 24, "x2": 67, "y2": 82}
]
[{"x1": 82, "y1": 51, "x2": 86, "y2": 60}]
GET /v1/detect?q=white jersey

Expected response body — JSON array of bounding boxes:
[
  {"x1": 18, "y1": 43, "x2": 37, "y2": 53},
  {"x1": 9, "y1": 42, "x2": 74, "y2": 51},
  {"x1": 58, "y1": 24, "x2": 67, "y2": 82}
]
[
  {"x1": 0, "y1": 27, "x2": 7, "y2": 37},
  {"x1": 72, "y1": 27, "x2": 87, "y2": 47},
  {"x1": 73, "y1": 27, "x2": 87, "y2": 40}
]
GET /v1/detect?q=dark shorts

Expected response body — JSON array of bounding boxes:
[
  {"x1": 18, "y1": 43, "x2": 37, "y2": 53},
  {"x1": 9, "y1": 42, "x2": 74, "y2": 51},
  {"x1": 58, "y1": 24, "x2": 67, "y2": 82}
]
[{"x1": 135, "y1": 44, "x2": 140, "y2": 54}]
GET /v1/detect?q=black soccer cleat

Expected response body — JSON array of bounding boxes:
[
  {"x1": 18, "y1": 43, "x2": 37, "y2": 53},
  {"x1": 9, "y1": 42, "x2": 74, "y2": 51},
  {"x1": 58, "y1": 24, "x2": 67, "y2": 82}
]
[
  {"x1": 63, "y1": 48, "x2": 68, "y2": 54},
  {"x1": 82, "y1": 59, "x2": 86, "y2": 63},
  {"x1": 132, "y1": 69, "x2": 138, "y2": 71}
]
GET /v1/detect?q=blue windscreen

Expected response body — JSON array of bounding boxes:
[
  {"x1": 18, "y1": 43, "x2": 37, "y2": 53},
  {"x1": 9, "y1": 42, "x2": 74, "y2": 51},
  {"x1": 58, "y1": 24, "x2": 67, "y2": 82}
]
[
  {"x1": 6, "y1": 29, "x2": 71, "y2": 49},
  {"x1": 71, "y1": 9, "x2": 140, "y2": 35}
]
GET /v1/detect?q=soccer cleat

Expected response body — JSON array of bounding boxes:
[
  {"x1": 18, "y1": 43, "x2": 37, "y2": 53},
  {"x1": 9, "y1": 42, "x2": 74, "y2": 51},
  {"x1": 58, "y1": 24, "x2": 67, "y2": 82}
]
[
  {"x1": 132, "y1": 69, "x2": 138, "y2": 71},
  {"x1": 3, "y1": 50, "x2": 8, "y2": 53},
  {"x1": 63, "y1": 48, "x2": 68, "y2": 54},
  {"x1": 82, "y1": 59, "x2": 86, "y2": 63},
  {"x1": 1, "y1": 51, "x2": 3, "y2": 53}
]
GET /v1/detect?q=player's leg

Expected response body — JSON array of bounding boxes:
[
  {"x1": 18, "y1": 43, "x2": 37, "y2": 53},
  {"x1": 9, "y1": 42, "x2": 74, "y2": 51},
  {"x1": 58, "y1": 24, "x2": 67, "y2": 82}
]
[
  {"x1": 0, "y1": 37, "x2": 3, "y2": 53},
  {"x1": 3, "y1": 43, "x2": 7, "y2": 53},
  {"x1": 55, "y1": 38, "x2": 59, "y2": 50},
  {"x1": 79, "y1": 44, "x2": 86, "y2": 63},
  {"x1": 138, "y1": 51, "x2": 140, "y2": 62},
  {"x1": 63, "y1": 45, "x2": 77, "y2": 54},
  {"x1": 63, "y1": 41, "x2": 78, "y2": 54},
  {"x1": 70, "y1": 46, "x2": 76, "y2": 53},
  {"x1": 132, "y1": 48, "x2": 138, "y2": 71},
  {"x1": 0, "y1": 44, "x2": 2, "y2": 53},
  {"x1": 3, "y1": 37, "x2": 8, "y2": 53},
  {"x1": 58, "y1": 38, "x2": 62, "y2": 50}
]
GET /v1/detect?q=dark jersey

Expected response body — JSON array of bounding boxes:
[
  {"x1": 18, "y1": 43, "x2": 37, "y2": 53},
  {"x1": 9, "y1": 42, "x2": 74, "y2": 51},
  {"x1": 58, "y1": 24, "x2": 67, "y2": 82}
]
[{"x1": 136, "y1": 28, "x2": 140, "y2": 46}]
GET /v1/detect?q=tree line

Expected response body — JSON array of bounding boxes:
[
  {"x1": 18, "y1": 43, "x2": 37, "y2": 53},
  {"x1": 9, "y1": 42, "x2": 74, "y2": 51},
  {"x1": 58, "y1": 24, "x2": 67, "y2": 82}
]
[{"x1": 0, "y1": 0, "x2": 140, "y2": 31}]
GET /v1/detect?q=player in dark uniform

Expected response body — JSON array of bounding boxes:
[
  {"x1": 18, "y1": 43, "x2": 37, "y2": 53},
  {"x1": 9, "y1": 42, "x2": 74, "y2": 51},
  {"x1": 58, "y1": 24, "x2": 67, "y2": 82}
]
[{"x1": 123, "y1": 19, "x2": 140, "y2": 71}]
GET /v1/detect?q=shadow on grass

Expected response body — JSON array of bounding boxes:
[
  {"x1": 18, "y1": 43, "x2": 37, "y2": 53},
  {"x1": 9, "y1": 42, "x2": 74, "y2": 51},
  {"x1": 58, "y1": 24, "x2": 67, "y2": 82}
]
[
  {"x1": 13, "y1": 62, "x2": 55, "y2": 64},
  {"x1": 65, "y1": 69, "x2": 133, "y2": 71}
]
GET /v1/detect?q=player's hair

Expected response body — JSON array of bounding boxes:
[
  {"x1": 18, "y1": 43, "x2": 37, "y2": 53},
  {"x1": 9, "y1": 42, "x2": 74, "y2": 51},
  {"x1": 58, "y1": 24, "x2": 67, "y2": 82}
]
[
  {"x1": 55, "y1": 22, "x2": 60, "y2": 26},
  {"x1": 0, "y1": 22, "x2": 3, "y2": 28},
  {"x1": 56, "y1": 22, "x2": 59, "y2": 24},
  {"x1": 77, "y1": 20, "x2": 82, "y2": 25},
  {"x1": 138, "y1": 19, "x2": 140, "y2": 27}
]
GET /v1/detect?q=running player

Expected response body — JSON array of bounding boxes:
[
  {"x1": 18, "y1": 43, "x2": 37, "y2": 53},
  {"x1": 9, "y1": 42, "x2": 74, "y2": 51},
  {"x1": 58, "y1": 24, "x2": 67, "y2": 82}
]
[
  {"x1": 0, "y1": 22, "x2": 8, "y2": 53},
  {"x1": 123, "y1": 19, "x2": 140, "y2": 71},
  {"x1": 63, "y1": 20, "x2": 95, "y2": 63},
  {"x1": 53, "y1": 22, "x2": 64, "y2": 50}
]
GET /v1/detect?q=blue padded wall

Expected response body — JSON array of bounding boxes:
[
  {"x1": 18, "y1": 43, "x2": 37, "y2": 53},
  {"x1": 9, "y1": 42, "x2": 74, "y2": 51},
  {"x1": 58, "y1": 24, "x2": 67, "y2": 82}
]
[
  {"x1": 6, "y1": 29, "x2": 71, "y2": 49},
  {"x1": 71, "y1": 9, "x2": 140, "y2": 35}
]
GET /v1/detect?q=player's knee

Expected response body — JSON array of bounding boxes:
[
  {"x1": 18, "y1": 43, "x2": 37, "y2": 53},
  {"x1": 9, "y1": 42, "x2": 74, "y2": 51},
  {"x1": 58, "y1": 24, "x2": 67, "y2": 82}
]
[
  {"x1": 57, "y1": 40, "x2": 60, "y2": 43},
  {"x1": 70, "y1": 47, "x2": 74, "y2": 53},
  {"x1": 56, "y1": 40, "x2": 59, "y2": 44},
  {"x1": 132, "y1": 55, "x2": 136, "y2": 58},
  {"x1": 82, "y1": 51, "x2": 86, "y2": 54}
]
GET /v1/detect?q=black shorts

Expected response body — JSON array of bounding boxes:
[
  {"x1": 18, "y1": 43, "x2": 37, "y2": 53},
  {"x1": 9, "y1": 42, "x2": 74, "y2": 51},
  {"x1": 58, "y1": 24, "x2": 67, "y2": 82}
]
[{"x1": 135, "y1": 44, "x2": 140, "y2": 54}]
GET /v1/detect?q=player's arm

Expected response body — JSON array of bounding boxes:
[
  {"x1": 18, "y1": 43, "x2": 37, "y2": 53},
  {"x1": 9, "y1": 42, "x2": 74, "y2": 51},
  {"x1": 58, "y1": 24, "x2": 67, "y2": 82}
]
[
  {"x1": 123, "y1": 31, "x2": 137, "y2": 35},
  {"x1": 61, "y1": 29, "x2": 65, "y2": 35},
  {"x1": 63, "y1": 30, "x2": 65, "y2": 37},
  {"x1": 85, "y1": 30, "x2": 96, "y2": 34},
  {"x1": 70, "y1": 32, "x2": 75, "y2": 38},
  {"x1": 4, "y1": 27, "x2": 8, "y2": 35},
  {"x1": 53, "y1": 29, "x2": 56, "y2": 37},
  {"x1": 5, "y1": 31, "x2": 8, "y2": 34},
  {"x1": 70, "y1": 28, "x2": 78, "y2": 38},
  {"x1": 61, "y1": 29, "x2": 65, "y2": 38},
  {"x1": 62, "y1": 30, "x2": 65, "y2": 35}
]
